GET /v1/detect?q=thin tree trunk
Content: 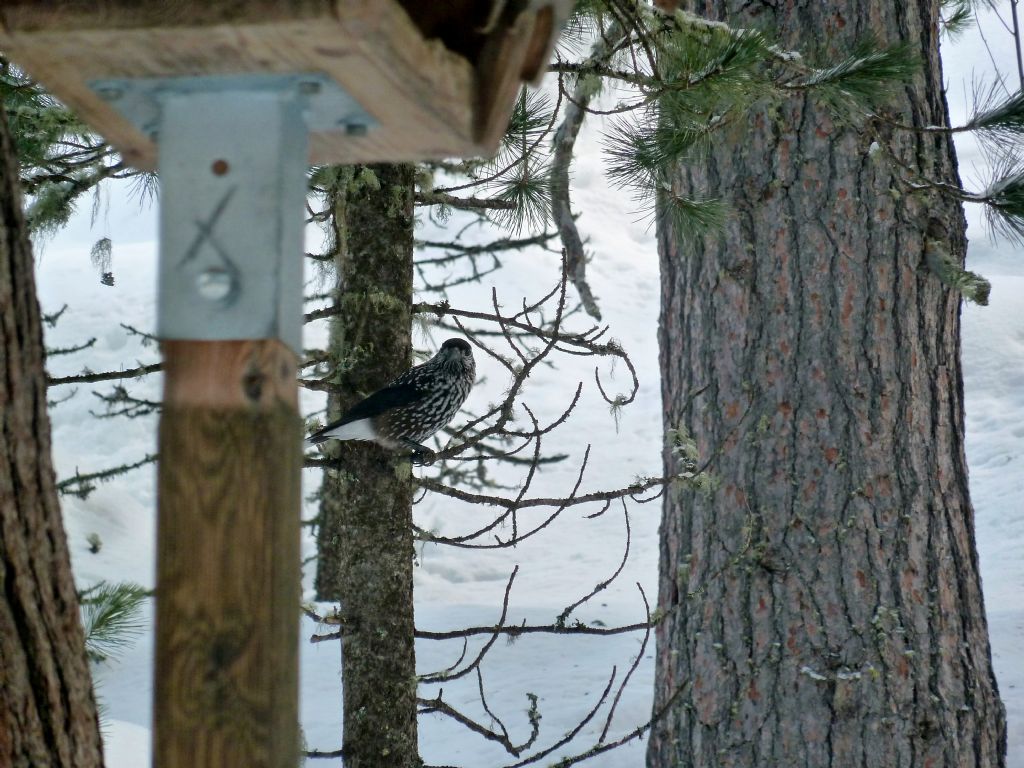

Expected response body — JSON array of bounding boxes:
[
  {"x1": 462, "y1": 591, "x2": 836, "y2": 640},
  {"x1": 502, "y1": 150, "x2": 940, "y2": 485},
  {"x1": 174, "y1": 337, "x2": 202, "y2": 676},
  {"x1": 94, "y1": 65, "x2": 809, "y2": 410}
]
[
  {"x1": 0, "y1": 103, "x2": 104, "y2": 767},
  {"x1": 315, "y1": 164, "x2": 419, "y2": 767},
  {"x1": 649, "y1": 2, "x2": 1007, "y2": 767}
]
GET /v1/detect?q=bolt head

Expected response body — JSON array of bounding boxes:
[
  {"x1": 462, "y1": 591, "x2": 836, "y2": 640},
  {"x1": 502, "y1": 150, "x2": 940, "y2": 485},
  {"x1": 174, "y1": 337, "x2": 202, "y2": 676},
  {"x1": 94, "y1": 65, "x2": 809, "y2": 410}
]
[{"x1": 196, "y1": 267, "x2": 235, "y2": 302}]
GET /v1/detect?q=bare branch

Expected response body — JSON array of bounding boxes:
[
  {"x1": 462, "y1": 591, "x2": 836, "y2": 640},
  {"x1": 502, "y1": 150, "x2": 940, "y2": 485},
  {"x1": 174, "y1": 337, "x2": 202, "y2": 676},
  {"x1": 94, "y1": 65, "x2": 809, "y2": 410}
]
[
  {"x1": 56, "y1": 454, "x2": 158, "y2": 499},
  {"x1": 419, "y1": 567, "x2": 518, "y2": 684},
  {"x1": 416, "y1": 190, "x2": 518, "y2": 210},
  {"x1": 47, "y1": 361, "x2": 161, "y2": 387},
  {"x1": 557, "y1": 502, "x2": 632, "y2": 628}
]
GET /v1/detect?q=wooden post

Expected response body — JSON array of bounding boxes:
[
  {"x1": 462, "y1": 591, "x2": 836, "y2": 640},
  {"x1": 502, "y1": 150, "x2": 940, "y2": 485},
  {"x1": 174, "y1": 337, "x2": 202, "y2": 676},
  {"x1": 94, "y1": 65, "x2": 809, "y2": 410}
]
[{"x1": 155, "y1": 340, "x2": 300, "y2": 767}]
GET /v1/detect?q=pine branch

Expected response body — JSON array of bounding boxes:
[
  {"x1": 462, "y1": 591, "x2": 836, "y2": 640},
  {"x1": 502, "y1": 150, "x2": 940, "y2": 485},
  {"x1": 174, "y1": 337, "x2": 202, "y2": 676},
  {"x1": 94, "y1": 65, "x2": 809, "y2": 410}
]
[
  {"x1": 940, "y1": 0, "x2": 975, "y2": 39},
  {"x1": 41, "y1": 303, "x2": 68, "y2": 327},
  {"x1": 91, "y1": 386, "x2": 162, "y2": 419},
  {"x1": 781, "y1": 39, "x2": 918, "y2": 107},
  {"x1": 415, "y1": 231, "x2": 559, "y2": 262},
  {"x1": 981, "y1": 162, "x2": 1024, "y2": 244},
  {"x1": 47, "y1": 361, "x2": 162, "y2": 386},
  {"x1": 968, "y1": 89, "x2": 1024, "y2": 142},
  {"x1": 46, "y1": 337, "x2": 97, "y2": 357},
  {"x1": 413, "y1": 473, "x2": 664, "y2": 514},
  {"x1": 80, "y1": 581, "x2": 150, "y2": 662},
  {"x1": 418, "y1": 680, "x2": 540, "y2": 757},
  {"x1": 550, "y1": 22, "x2": 624, "y2": 321},
  {"x1": 416, "y1": 190, "x2": 518, "y2": 210},
  {"x1": 56, "y1": 454, "x2": 158, "y2": 500},
  {"x1": 548, "y1": 59, "x2": 652, "y2": 86}
]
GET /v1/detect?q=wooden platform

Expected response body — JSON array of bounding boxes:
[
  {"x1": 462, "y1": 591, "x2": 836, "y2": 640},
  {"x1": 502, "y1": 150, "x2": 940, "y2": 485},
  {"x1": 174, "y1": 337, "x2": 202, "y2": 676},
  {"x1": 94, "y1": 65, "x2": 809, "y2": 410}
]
[{"x1": 0, "y1": 0, "x2": 568, "y2": 170}]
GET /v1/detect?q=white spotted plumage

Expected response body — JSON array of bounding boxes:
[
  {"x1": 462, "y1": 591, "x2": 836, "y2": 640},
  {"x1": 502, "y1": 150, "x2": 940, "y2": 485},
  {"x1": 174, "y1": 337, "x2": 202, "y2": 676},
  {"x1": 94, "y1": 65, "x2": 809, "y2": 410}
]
[{"x1": 306, "y1": 338, "x2": 475, "y2": 452}]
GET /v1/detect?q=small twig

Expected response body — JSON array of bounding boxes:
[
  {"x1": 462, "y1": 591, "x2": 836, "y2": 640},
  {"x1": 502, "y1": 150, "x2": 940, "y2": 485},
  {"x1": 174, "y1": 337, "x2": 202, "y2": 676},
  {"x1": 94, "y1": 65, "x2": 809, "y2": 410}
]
[
  {"x1": 416, "y1": 190, "x2": 518, "y2": 210},
  {"x1": 420, "y1": 566, "x2": 519, "y2": 684},
  {"x1": 557, "y1": 502, "x2": 632, "y2": 627},
  {"x1": 47, "y1": 361, "x2": 161, "y2": 387},
  {"x1": 56, "y1": 454, "x2": 158, "y2": 499}
]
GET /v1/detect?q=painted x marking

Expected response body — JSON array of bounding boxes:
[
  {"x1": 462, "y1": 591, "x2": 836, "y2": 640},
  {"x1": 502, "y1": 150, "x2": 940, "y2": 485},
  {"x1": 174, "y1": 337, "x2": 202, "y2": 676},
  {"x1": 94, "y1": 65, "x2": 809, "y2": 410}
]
[{"x1": 179, "y1": 185, "x2": 238, "y2": 270}]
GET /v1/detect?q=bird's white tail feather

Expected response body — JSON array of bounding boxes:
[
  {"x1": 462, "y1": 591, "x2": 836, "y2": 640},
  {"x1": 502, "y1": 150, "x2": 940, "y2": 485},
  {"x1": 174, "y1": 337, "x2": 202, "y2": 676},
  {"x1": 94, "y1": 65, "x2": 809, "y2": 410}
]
[{"x1": 306, "y1": 418, "x2": 377, "y2": 446}]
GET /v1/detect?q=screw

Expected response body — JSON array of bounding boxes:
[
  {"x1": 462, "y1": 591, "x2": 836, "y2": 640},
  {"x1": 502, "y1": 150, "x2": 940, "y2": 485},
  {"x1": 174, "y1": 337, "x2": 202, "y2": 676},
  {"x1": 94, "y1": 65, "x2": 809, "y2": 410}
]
[
  {"x1": 211, "y1": 159, "x2": 230, "y2": 176},
  {"x1": 196, "y1": 267, "x2": 235, "y2": 302}
]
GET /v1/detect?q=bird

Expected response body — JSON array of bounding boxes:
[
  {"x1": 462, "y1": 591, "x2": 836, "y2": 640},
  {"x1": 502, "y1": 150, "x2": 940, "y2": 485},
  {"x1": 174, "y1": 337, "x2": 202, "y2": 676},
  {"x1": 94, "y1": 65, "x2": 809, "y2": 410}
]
[{"x1": 306, "y1": 337, "x2": 475, "y2": 463}]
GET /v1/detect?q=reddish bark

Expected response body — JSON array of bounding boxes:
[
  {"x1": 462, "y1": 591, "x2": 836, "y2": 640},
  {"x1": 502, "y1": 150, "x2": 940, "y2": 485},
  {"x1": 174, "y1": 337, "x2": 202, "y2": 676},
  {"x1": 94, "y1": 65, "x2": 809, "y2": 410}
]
[
  {"x1": 649, "y1": 2, "x2": 1007, "y2": 766},
  {"x1": 0, "y1": 105, "x2": 104, "y2": 767}
]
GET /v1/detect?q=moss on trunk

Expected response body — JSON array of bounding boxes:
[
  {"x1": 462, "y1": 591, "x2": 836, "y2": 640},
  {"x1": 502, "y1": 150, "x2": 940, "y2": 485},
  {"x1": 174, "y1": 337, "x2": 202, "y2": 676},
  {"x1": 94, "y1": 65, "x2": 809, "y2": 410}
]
[{"x1": 315, "y1": 163, "x2": 420, "y2": 767}]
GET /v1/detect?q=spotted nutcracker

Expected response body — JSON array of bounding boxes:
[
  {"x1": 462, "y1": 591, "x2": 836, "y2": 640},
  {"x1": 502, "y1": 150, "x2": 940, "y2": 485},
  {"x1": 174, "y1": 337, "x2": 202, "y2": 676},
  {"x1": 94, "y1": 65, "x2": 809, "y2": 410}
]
[{"x1": 306, "y1": 337, "x2": 475, "y2": 462}]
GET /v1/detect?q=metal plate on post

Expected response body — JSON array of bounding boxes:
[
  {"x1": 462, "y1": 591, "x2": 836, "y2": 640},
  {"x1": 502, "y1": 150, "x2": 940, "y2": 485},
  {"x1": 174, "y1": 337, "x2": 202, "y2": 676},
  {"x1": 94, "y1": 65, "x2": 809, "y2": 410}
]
[
  {"x1": 156, "y1": 85, "x2": 309, "y2": 353},
  {"x1": 88, "y1": 73, "x2": 376, "y2": 139},
  {"x1": 86, "y1": 74, "x2": 373, "y2": 353}
]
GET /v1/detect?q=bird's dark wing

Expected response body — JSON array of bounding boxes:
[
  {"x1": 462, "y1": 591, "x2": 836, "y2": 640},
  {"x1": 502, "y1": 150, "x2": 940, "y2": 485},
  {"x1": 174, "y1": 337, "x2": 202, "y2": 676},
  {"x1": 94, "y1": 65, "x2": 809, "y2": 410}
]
[{"x1": 321, "y1": 381, "x2": 426, "y2": 431}]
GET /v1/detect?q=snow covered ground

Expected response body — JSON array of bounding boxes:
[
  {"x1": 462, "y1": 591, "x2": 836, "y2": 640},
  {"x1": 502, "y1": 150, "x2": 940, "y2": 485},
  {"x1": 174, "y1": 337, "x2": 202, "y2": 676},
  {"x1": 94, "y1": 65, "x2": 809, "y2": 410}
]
[{"x1": 28, "y1": 13, "x2": 1024, "y2": 768}]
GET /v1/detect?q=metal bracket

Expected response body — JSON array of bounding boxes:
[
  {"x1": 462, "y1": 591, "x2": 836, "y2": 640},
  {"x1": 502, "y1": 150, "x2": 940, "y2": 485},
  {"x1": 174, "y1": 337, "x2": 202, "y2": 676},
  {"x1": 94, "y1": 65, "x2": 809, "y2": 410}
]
[
  {"x1": 87, "y1": 74, "x2": 375, "y2": 354},
  {"x1": 89, "y1": 73, "x2": 375, "y2": 140}
]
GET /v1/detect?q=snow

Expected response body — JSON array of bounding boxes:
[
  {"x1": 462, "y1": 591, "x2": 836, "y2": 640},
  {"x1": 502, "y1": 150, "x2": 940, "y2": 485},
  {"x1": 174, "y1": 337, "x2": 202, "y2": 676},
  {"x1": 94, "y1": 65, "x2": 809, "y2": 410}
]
[
  {"x1": 964, "y1": 282, "x2": 1024, "y2": 764},
  {"x1": 26, "y1": 12, "x2": 1024, "y2": 768}
]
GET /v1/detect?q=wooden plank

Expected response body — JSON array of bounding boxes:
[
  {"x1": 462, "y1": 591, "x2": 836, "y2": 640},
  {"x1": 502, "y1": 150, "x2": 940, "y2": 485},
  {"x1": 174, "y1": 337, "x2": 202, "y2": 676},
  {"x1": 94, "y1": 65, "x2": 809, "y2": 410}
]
[
  {"x1": 0, "y1": 2, "x2": 479, "y2": 168},
  {"x1": 0, "y1": 0, "x2": 572, "y2": 168},
  {"x1": 0, "y1": 1, "x2": 334, "y2": 30},
  {"x1": 474, "y1": 8, "x2": 538, "y2": 149},
  {"x1": 155, "y1": 340, "x2": 300, "y2": 768}
]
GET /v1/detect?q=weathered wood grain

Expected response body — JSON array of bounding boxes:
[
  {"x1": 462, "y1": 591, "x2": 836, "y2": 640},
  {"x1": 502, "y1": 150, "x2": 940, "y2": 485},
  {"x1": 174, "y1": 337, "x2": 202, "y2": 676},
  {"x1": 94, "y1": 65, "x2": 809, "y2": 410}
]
[
  {"x1": 155, "y1": 340, "x2": 301, "y2": 768},
  {"x1": 0, "y1": 0, "x2": 570, "y2": 169}
]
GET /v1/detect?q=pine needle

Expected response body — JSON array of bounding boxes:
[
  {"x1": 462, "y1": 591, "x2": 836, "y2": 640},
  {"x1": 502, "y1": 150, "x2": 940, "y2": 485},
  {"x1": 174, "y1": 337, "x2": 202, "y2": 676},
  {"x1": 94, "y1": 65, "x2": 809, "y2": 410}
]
[
  {"x1": 80, "y1": 581, "x2": 150, "y2": 663},
  {"x1": 940, "y1": 0, "x2": 975, "y2": 39},
  {"x1": 969, "y1": 89, "x2": 1024, "y2": 142},
  {"x1": 793, "y1": 39, "x2": 919, "y2": 108},
  {"x1": 982, "y1": 161, "x2": 1024, "y2": 243},
  {"x1": 660, "y1": 192, "x2": 727, "y2": 240},
  {"x1": 492, "y1": 156, "x2": 553, "y2": 235}
]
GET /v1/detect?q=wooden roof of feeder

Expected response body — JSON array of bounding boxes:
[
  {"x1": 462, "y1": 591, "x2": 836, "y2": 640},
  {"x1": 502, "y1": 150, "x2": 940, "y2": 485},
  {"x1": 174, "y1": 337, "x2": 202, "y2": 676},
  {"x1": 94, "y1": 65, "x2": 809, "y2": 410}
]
[{"x1": 0, "y1": 0, "x2": 571, "y2": 170}]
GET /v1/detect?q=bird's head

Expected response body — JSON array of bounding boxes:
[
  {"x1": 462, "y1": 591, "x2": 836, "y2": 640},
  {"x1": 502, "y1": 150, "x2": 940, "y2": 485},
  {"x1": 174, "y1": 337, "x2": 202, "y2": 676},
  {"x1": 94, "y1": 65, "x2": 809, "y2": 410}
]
[{"x1": 436, "y1": 337, "x2": 475, "y2": 378}]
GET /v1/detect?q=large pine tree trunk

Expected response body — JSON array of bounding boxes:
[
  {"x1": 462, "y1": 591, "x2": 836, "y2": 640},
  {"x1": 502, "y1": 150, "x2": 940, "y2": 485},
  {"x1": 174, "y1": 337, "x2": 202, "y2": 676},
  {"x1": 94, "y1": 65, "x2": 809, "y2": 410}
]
[
  {"x1": 315, "y1": 164, "x2": 419, "y2": 767},
  {"x1": 0, "y1": 104, "x2": 104, "y2": 767},
  {"x1": 648, "y1": 2, "x2": 1007, "y2": 766}
]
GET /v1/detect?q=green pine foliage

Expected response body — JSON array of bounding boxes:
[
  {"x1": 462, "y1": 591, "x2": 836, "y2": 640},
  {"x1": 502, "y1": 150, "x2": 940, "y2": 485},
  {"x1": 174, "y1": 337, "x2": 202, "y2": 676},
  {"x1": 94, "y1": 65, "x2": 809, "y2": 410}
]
[
  {"x1": 492, "y1": 154, "x2": 553, "y2": 235},
  {"x1": 79, "y1": 581, "x2": 150, "y2": 663},
  {"x1": 982, "y1": 157, "x2": 1024, "y2": 244},
  {"x1": 1, "y1": 57, "x2": 123, "y2": 234},
  {"x1": 1, "y1": 61, "x2": 88, "y2": 171},
  {"x1": 486, "y1": 91, "x2": 555, "y2": 234},
  {"x1": 560, "y1": 0, "x2": 605, "y2": 50},
  {"x1": 940, "y1": 0, "x2": 975, "y2": 39},
  {"x1": 969, "y1": 87, "x2": 1024, "y2": 145},
  {"x1": 790, "y1": 39, "x2": 918, "y2": 106},
  {"x1": 588, "y1": 6, "x2": 919, "y2": 238},
  {"x1": 927, "y1": 238, "x2": 992, "y2": 304}
]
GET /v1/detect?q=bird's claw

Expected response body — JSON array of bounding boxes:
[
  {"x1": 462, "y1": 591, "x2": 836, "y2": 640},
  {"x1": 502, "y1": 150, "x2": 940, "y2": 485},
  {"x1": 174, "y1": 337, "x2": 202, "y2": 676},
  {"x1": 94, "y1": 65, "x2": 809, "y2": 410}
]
[{"x1": 410, "y1": 449, "x2": 437, "y2": 466}]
